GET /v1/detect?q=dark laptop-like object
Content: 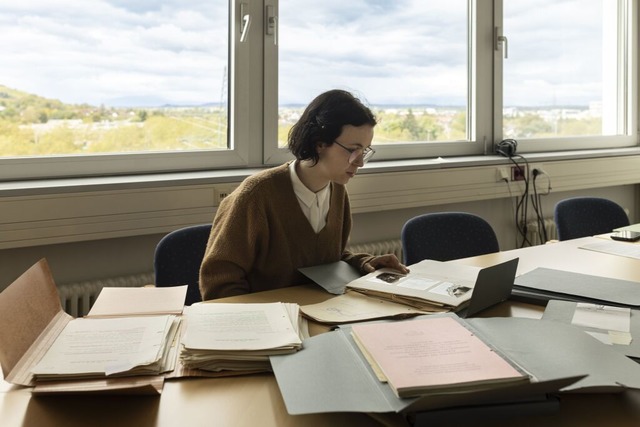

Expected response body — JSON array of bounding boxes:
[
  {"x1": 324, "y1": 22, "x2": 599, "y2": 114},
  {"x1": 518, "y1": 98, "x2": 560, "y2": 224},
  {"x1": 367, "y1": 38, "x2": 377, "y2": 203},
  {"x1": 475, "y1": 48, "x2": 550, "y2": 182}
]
[{"x1": 455, "y1": 257, "x2": 519, "y2": 318}]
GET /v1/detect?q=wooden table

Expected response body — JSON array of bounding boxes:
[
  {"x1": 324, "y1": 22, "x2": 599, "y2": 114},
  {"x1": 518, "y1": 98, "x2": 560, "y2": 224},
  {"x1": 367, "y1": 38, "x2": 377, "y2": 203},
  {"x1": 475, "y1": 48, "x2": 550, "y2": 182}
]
[
  {"x1": 3, "y1": 236, "x2": 640, "y2": 426},
  {"x1": 451, "y1": 236, "x2": 640, "y2": 282}
]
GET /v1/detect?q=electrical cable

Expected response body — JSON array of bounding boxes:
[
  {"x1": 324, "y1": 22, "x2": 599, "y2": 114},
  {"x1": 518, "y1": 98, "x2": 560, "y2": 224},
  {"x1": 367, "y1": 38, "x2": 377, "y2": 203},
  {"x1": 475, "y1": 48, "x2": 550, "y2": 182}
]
[
  {"x1": 502, "y1": 178, "x2": 519, "y2": 248},
  {"x1": 504, "y1": 154, "x2": 532, "y2": 247},
  {"x1": 531, "y1": 169, "x2": 553, "y2": 243},
  {"x1": 531, "y1": 173, "x2": 546, "y2": 243}
]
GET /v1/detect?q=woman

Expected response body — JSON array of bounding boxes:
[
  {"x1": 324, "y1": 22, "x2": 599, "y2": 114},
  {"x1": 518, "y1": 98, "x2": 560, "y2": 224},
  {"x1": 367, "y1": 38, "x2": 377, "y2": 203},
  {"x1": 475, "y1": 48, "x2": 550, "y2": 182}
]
[{"x1": 199, "y1": 89, "x2": 408, "y2": 300}]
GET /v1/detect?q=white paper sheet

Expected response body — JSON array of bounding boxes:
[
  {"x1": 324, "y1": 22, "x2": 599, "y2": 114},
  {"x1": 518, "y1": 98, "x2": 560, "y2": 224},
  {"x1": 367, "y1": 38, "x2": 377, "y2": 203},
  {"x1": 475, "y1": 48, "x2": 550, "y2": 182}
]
[
  {"x1": 32, "y1": 315, "x2": 176, "y2": 377},
  {"x1": 571, "y1": 303, "x2": 631, "y2": 333}
]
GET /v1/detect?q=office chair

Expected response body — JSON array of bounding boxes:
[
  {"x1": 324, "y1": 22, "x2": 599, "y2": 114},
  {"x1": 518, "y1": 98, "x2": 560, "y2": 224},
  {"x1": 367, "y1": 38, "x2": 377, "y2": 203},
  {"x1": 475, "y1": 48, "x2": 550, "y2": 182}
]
[
  {"x1": 154, "y1": 224, "x2": 212, "y2": 305},
  {"x1": 401, "y1": 212, "x2": 500, "y2": 266},
  {"x1": 554, "y1": 197, "x2": 630, "y2": 241}
]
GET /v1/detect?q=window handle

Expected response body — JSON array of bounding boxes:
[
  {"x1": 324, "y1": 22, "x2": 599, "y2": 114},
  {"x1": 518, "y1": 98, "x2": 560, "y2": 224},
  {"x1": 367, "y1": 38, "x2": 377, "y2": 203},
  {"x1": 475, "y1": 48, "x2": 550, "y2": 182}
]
[
  {"x1": 266, "y1": 5, "x2": 277, "y2": 45},
  {"x1": 495, "y1": 27, "x2": 508, "y2": 59},
  {"x1": 240, "y1": 3, "x2": 251, "y2": 43}
]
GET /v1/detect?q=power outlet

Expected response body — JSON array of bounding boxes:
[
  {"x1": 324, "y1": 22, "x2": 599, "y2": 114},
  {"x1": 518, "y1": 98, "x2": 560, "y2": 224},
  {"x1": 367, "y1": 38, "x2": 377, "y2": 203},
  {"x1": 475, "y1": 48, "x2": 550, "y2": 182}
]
[
  {"x1": 214, "y1": 185, "x2": 236, "y2": 205},
  {"x1": 496, "y1": 168, "x2": 510, "y2": 182},
  {"x1": 511, "y1": 165, "x2": 527, "y2": 181}
]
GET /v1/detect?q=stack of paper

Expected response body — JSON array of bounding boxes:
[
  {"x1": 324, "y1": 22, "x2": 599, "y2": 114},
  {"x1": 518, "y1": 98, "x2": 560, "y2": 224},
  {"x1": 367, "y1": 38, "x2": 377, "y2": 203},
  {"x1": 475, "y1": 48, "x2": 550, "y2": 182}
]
[
  {"x1": 350, "y1": 316, "x2": 529, "y2": 398},
  {"x1": 346, "y1": 260, "x2": 482, "y2": 312},
  {"x1": 180, "y1": 302, "x2": 305, "y2": 373},
  {"x1": 87, "y1": 285, "x2": 188, "y2": 317},
  {"x1": 0, "y1": 259, "x2": 193, "y2": 395},
  {"x1": 31, "y1": 314, "x2": 181, "y2": 381}
]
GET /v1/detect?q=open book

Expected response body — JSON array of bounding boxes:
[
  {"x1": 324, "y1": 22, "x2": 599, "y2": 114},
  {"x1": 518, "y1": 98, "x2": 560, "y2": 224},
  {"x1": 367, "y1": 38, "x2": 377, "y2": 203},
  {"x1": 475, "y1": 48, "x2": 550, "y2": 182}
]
[
  {"x1": 180, "y1": 302, "x2": 305, "y2": 373},
  {"x1": 346, "y1": 259, "x2": 516, "y2": 313},
  {"x1": 350, "y1": 316, "x2": 529, "y2": 398}
]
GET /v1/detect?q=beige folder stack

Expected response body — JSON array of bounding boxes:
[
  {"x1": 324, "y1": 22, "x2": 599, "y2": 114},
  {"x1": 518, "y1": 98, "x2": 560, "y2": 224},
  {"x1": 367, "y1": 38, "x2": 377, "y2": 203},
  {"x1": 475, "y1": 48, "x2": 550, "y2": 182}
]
[
  {"x1": 0, "y1": 259, "x2": 188, "y2": 395},
  {"x1": 179, "y1": 302, "x2": 306, "y2": 373},
  {"x1": 30, "y1": 314, "x2": 181, "y2": 381}
]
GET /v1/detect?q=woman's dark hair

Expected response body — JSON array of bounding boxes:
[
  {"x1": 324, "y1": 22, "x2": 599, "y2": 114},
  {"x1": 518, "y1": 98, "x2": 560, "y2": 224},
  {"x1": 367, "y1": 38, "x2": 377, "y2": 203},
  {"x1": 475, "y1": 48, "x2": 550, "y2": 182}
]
[{"x1": 288, "y1": 89, "x2": 377, "y2": 164}]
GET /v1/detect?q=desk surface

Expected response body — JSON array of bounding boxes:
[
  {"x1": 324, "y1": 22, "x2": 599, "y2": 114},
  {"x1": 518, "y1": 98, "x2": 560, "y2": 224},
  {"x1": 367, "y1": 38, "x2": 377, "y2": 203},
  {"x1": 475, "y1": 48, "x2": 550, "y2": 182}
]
[
  {"x1": 3, "y1": 236, "x2": 640, "y2": 427},
  {"x1": 452, "y1": 236, "x2": 640, "y2": 281}
]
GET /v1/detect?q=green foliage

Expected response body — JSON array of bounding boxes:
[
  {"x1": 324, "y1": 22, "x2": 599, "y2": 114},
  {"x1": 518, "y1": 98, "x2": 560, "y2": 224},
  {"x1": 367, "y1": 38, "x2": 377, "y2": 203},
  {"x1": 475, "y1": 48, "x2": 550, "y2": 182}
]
[
  {"x1": 449, "y1": 112, "x2": 467, "y2": 140},
  {"x1": 503, "y1": 113, "x2": 602, "y2": 139},
  {"x1": 0, "y1": 84, "x2": 231, "y2": 155},
  {"x1": 504, "y1": 114, "x2": 553, "y2": 138},
  {"x1": 137, "y1": 110, "x2": 148, "y2": 122},
  {"x1": 0, "y1": 83, "x2": 607, "y2": 157},
  {"x1": 375, "y1": 108, "x2": 445, "y2": 142}
]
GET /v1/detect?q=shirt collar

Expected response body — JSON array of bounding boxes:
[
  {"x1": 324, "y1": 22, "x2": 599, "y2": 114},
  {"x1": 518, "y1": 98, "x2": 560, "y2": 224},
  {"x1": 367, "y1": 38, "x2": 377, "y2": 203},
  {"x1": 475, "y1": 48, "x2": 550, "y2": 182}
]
[{"x1": 289, "y1": 161, "x2": 330, "y2": 208}]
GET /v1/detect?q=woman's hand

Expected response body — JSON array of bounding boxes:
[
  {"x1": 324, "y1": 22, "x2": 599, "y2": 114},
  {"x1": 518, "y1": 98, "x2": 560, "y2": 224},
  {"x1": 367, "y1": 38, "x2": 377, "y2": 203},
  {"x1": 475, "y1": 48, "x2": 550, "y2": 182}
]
[{"x1": 363, "y1": 254, "x2": 410, "y2": 274}]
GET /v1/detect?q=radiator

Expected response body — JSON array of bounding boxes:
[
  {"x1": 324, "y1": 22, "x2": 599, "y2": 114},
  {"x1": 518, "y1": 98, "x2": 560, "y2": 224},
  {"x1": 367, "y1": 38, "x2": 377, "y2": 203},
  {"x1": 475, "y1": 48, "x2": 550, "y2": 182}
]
[
  {"x1": 525, "y1": 218, "x2": 557, "y2": 246},
  {"x1": 57, "y1": 272, "x2": 154, "y2": 317},
  {"x1": 348, "y1": 239, "x2": 403, "y2": 260}
]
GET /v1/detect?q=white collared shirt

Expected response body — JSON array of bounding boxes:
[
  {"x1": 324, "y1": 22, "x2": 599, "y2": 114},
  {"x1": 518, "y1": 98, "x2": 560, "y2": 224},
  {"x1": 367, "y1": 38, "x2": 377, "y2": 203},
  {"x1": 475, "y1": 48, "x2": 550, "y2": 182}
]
[{"x1": 289, "y1": 161, "x2": 331, "y2": 233}]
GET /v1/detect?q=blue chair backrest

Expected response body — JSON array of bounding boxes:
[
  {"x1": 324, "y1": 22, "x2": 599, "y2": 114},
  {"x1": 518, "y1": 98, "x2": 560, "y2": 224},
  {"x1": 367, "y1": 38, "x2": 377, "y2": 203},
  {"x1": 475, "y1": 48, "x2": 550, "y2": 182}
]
[
  {"x1": 554, "y1": 197, "x2": 629, "y2": 241},
  {"x1": 154, "y1": 224, "x2": 212, "y2": 305},
  {"x1": 401, "y1": 212, "x2": 499, "y2": 266}
]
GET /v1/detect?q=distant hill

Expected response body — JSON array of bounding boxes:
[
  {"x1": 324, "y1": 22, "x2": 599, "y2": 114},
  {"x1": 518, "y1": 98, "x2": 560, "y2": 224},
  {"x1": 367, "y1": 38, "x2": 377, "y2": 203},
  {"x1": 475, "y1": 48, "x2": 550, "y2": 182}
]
[
  {"x1": 0, "y1": 84, "x2": 93, "y2": 122},
  {"x1": 0, "y1": 84, "x2": 78, "y2": 109}
]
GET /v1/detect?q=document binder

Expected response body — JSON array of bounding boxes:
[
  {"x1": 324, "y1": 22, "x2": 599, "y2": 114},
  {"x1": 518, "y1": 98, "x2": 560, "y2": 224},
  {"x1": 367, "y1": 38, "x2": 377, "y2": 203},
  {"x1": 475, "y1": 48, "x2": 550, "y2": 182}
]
[
  {"x1": 512, "y1": 267, "x2": 640, "y2": 308},
  {"x1": 271, "y1": 313, "x2": 628, "y2": 416}
]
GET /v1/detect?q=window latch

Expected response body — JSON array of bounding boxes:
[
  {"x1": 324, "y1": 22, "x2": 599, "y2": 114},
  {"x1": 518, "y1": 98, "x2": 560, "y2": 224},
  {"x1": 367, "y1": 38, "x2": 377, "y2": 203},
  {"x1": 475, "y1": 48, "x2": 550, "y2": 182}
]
[
  {"x1": 266, "y1": 5, "x2": 277, "y2": 45},
  {"x1": 240, "y1": 3, "x2": 251, "y2": 43},
  {"x1": 494, "y1": 27, "x2": 508, "y2": 59}
]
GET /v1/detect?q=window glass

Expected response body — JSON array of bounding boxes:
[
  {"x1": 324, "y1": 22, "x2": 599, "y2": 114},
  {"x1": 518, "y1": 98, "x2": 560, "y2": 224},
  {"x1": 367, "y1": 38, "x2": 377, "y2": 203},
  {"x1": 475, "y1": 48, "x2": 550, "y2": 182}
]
[
  {"x1": 277, "y1": 0, "x2": 469, "y2": 148},
  {"x1": 502, "y1": 0, "x2": 620, "y2": 139},
  {"x1": 0, "y1": 1, "x2": 228, "y2": 158}
]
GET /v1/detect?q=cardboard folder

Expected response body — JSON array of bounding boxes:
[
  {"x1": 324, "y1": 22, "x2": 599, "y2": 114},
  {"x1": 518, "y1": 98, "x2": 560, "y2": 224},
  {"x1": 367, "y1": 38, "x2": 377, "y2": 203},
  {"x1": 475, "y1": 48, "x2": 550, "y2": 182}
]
[{"x1": 0, "y1": 259, "x2": 164, "y2": 395}]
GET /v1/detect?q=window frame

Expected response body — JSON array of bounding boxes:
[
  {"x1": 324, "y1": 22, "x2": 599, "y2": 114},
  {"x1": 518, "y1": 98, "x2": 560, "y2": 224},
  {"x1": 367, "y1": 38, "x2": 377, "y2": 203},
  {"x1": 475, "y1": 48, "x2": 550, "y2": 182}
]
[
  {"x1": 0, "y1": 0, "x2": 637, "y2": 182},
  {"x1": 263, "y1": 0, "x2": 493, "y2": 166},
  {"x1": 492, "y1": 0, "x2": 638, "y2": 154}
]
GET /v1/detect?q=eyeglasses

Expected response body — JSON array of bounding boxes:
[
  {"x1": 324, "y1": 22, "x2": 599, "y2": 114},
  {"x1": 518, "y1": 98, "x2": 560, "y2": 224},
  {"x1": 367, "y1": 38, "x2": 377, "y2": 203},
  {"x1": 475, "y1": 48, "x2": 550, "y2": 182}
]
[{"x1": 333, "y1": 141, "x2": 376, "y2": 164}]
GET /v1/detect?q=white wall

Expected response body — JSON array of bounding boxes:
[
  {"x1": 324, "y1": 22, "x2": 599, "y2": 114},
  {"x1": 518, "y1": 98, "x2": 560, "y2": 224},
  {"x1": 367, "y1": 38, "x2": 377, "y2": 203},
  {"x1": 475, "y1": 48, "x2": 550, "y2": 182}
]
[
  {"x1": 350, "y1": 185, "x2": 636, "y2": 248},
  {"x1": 0, "y1": 183, "x2": 636, "y2": 292}
]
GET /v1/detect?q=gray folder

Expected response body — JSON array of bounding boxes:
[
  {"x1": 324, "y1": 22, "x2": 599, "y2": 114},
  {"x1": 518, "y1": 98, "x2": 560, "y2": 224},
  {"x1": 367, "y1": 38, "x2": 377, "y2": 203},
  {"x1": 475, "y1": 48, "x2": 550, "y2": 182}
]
[
  {"x1": 457, "y1": 257, "x2": 518, "y2": 318},
  {"x1": 512, "y1": 267, "x2": 640, "y2": 307},
  {"x1": 542, "y1": 299, "x2": 640, "y2": 361},
  {"x1": 270, "y1": 313, "x2": 640, "y2": 415},
  {"x1": 298, "y1": 261, "x2": 361, "y2": 295}
]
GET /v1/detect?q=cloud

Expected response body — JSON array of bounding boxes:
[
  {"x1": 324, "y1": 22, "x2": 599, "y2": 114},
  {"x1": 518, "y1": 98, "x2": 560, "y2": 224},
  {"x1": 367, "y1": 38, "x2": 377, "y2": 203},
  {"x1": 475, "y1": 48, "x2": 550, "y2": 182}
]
[
  {"x1": 501, "y1": 0, "x2": 605, "y2": 106},
  {"x1": 277, "y1": 0, "x2": 468, "y2": 105},
  {"x1": 0, "y1": 0, "x2": 616, "y2": 108},
  {"x1": 0, "y1": 0, "x2": 225, "y2": 105}
]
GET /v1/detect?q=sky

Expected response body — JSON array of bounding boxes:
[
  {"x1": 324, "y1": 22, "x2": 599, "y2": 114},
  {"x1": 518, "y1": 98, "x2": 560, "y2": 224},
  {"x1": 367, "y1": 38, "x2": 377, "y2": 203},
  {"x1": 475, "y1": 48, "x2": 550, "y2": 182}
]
[{"x1": 0, "y1": 0, "x2": 608, "y2": 108}]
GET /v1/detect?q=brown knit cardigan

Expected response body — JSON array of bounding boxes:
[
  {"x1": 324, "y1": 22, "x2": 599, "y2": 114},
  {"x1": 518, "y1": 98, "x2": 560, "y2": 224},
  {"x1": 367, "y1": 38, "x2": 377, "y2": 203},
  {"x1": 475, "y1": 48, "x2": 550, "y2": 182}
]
[{"x1": 199, "y1": 163, "x2": 373, "y2": 300}]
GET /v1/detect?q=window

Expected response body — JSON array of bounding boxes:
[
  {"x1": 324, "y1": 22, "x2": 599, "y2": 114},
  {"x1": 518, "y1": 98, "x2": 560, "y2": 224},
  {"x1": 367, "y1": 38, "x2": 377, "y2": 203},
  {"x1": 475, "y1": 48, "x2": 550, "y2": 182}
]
[
  {"x1": 0, "y1": 1, "x2": 239, "y2": 180},
  {"x1": 266, "y1": 0, "x2": 484, "y2": 164},
  {"x1": 0, "y1": 1, "x2": 637, "y2": 180},
  {"x1": 495, "y1": 0, "x2": 637, "y2": 152},
  {"x1": 277, "y1": 2, "x2": 469, "y2": 143}
]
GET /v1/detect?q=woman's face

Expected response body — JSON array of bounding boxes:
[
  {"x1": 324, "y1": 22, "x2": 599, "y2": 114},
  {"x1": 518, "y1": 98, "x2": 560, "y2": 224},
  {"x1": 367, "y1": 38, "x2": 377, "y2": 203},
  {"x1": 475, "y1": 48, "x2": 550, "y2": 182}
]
[{"x1": 316, "y1": 124, "x2": 374, "y2": 185}]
